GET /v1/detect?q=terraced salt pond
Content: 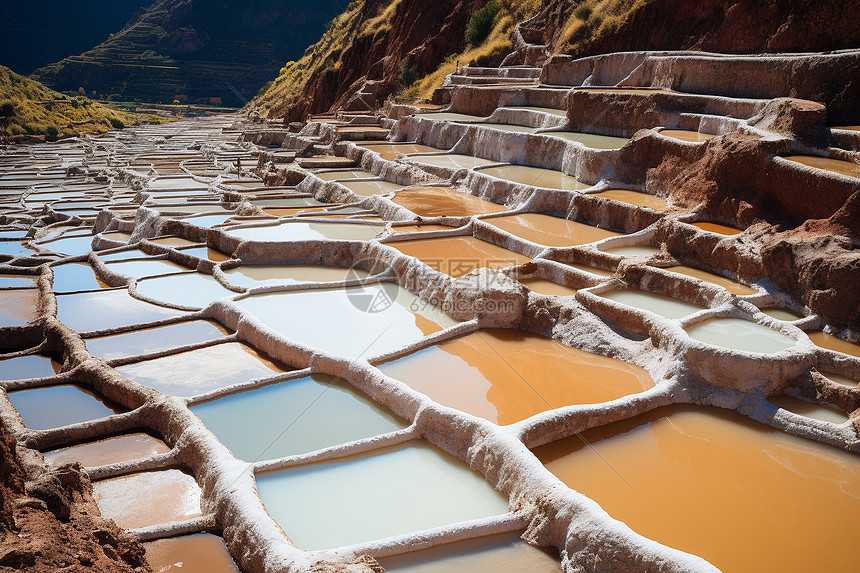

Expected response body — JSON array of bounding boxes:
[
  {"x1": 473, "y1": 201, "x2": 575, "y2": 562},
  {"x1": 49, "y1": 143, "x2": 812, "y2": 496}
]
[
  {"x1": 379, "y1": 531, "x2": 561, "y2": 572},
  {"x1": 478, "y1": 165, "x2": 588, "y2": 190},
  {"x1": 192, "y1": 373, "x2": 406, "y2": 461},
  {"x1": 235, "y1": 284, "x2": 459, "y2": 359},
  {"x1": 357, "y1": 143, "x2": 446, "y2": 160},
  {"x1": 392, "y1": 187, "x2": 508, "y2": 217},
  {"x1": 591, "y1": 189, "x2": 669, "y2": 211},
  {"x1": 660, "y1": 129, "x2": 717, "y2": 143},
  {"x1": 519, "y1": 277, "x2": 579, "y2": 296},
  {"x1": 222, "y1": 263, "x2": 368, "y2": 289},
  {"x1": 7, "y1": 384, "x2": 122, "y2": 429},
  {"x1": 416, "y1": 112, "x2": 487, "y2": 122},
  {"x1": 807, "y1": 330, "x2": 860, "y2": 356},
  {"x1": 255, "y1": 441, "x2": 509, "y2": 550},
  {"x1": 599, "y1": 289, "x2": 704, "y2": 318},
  {"x1": 601, "y1": 245, "x2": 661, "y2": 258},
  {"x1": 93, "y1": 469, "x2": 202, "y2": 530},
  {"x1": 340, "y1": 179, "x2": 406, "y2": 196},
  {"x1": 768, "y1": 394, "x2": 848, "y2": 424},
  {"x1": 659, "y1": 264, "x2": 757, "y2": 295},
  {"x1": 84, "y1": 320, "x2": 229, "y2": 360},
  {"x1": 0, "y1": 354, "x2": 61, "y2": 380},
  {"x1": 226, "y1": 221, "x2": 385, "y2": 242},
  {"x1": 135, "y1": 273, "x2": 237, "y2": 309},
  {"x1": 143, "y1": 534, "x2": 241, "y2": 573},
  {"x1": 535, "y1": 405, "x2": 860, "y2": 572},
  {"x1": 692, "y1": 221, "x2": 743, "y2": 235},
  {"x1": 487, "y1": 213, "x2": 620, "y2": 246},
  {"x1": 56, "y1": 289, "x2": 189, "y2": 332},
  {"x1": 686, "y1": 317, "x2": 796, "y2": 353},
  {"x1": 408, "y1": 154, "x2": 500, "y2": 169},
  {"x1": 544, "y1": 131, "x2": 630, "y2": 149},
  {"x1": 116, "y1": 342, "x2": 287, "y2": 397},
  {"x1": 316, "y1": 170, "x2": 377, "y2": 181},
  {"x1": 391, "y1": 236, "x2": 530, "y2": 277},
  {"x1": 51, "y1": 262, "x2": 106, "y2": 292},
  {"x1": 783, "y1": 155, "x2": 860, "y2": 178},
  {"x1": 0, "y1": 288, "x2": 39, "y2": 327},
  {"x1": 377, "y1": 329, "x2": 654, "y2": 424},
  {"x1": 44, "y1": 433, "x2": 171, "y2": 467}
]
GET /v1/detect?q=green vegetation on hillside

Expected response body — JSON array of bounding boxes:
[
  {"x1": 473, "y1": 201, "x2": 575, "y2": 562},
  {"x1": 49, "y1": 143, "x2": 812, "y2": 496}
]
[
  {"x1": 556, "y1": 0, "x2": 653, "y2": 54},
  {"x1": 410, "y1": 0, "x2": 540, "y2": 99},
  {"x1": 0, "y1": 67, "x2": 135, "y2": 138}
]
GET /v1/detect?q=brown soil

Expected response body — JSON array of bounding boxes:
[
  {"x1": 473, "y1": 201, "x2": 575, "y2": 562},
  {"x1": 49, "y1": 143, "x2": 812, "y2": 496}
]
[{"x1": 0, "y1": 418, "x2": 151, "y2": 573}]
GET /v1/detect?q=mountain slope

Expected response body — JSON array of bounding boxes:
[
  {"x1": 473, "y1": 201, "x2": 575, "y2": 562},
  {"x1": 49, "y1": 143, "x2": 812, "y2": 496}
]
[
  {"x1": 31, "y1": 0, "x2": 350, "y2": 107},
  {"x1": 254, "y1": 0, "x2": 540, "y2": 121},
  {"x1": 0, "y1": 66, "x2": 134, "y2": 138},
  {"x1": 0, "y1": 0, "x2": 152, "y2": 76}
]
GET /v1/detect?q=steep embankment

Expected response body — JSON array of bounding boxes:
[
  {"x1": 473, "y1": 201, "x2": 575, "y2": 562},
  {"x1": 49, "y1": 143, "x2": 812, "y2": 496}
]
[
  {"x1": 0, "y1": 67, "x2": 134, "y2": 139},
  {"x1": 254, "y1": 0, "x2": 541, "y2": 121},
  {"x1": 0, "y1": 417, "x2": 150, "y2": 572},
  {"x1": 31, "y1": 0, "x2": 350, "y2": 107}
]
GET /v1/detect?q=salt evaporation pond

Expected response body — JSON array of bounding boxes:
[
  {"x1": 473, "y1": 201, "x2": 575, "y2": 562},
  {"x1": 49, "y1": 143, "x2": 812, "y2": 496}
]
[
  {"x1": 93, "y1": 469, "x2": 202, "y2": 530},
  {"x1": 51, "y1": 262, "x2": 105, "y2": 292},
  {"x1": 478, "y1": 165, "x2": 587, "y2": 190},
  {"x1": 379, "y1": 530, "x2": 561, "y2": 573},
  {"x1": 8, "y1": 384, "x2": 121, "y2": 430},
  {"x1": 192, "y1": 373, "x2": 406, "y2": 461},
  {"x1": 235, "y1": 284, "x2": 459, "y2": 359},
  {"x1": 176, "y1": 246, "x2": 231, "y2": 262},
  {"x1": 807, "y1": 331, "x2": 860, "y2": 357},
  {"x1": 783, "y1": 155, "x2": 860, "y2": 178},
  {"x1": 391, "y1": 236, "x2": 530, "y2": 277},
  {"x1": 487, "y1": 213, "x2": 619, "y2": 246},
  {"x1": 223, "y1": 264, "x2": 369, "y2": 289},
  {"x1": 116, "y1": 342, "x2": 287, "y2": 397},
  {"x1": 408, "y1": 154, "x2": 500, "y2": 169},
  {"x1": 377, "y1": 329, "x2": 654, "y2": 424},
  {"x1": 0, "y1": 354, "x2": 61, "y2": 381},
  {"x1": 84, "y1": 320, "x2": 229, "y2": 360},
  {"x1": 392, "y1": 187, "x2": 508, "y2": 217},
  {"x1": 692, "y1": 222, "x2": 743, "y2": 235},
  {"x1": 591, "y1": 189, "x2": 668, "y2": 211},
  {"x1": 505, "y1": 105, "x2": 567, "y2": 116},
  {"x1": 149, "y1": 236, "x2": 202, "y2": 247},
  {"x1": 316, "y1": 170, "x2": 377, "y2": 181},
  {"x1": 135, "y1": 273, "x2": 237, "y2": 309},
  {"x1": 356, "y1": 143, "x2": 445, "y2": 160},
  {"x1": 767, "y1": 395, "x2": 848, "y2": 424},
  {"x1": 0, "y1": 288, "x2": 38, "y2": 327},
  {"x1": 661, "y1": 129, "x2": 717, "y2": 143},
  {"x1": 544, "y1": 132, "x2": 630, "y2": 149},
  {"x1": 762, "y1": 308, "x2": 802, "y2": 321},
  {"x1": 0, "y1": 274, "x2": 37, "y2": 287},
  {"x1": 416, "y1": 112, "x2": 487, "y2": 122},
  {"x1": 466, "y1": 122, "x2": 538, "y2": 134},
  {"x1": 143, "y1": 533, "x2": 241, "y2": 573},
  {"x1": 255, "y1": 441, "x2": 509, "y2": 549},
  {"x1": 601, "y1": 245, "x2": 661, "y2": 258},
  {"x1": 44, "y1": 433, "x2": 170, "y2": 467},
  {"x1": 686, "y1": 317, "x2": 795, "y2": 353},
  {"x1": 520, "y1": 278, "x2": 579, "y2": 297},
  {"x1": 36, "y1": 234, "x2": 95, "y2": 256},
  {"x1": 660, "y1": 265, "x2": 756, "y2": 296},
  {"x1": 56, "y1": 289, "x2": 189, "y2": 332},
  {"x1": 535, "y1": 405, "x2": 860, "y2": 572},
  {"x1": 340, "y1": 180, "x2": 406, "y2": 196},
  {"x1": 226, "y1": 221, "x2": 384, "y2": 242},
  {"x1": 599, "y1": 289, "x2": 704, "y2": 319},
  {"x1": 106, "y1": 259, "x2": 189, "y2": 279},
  {"x1": 566, "y1": 262, "x2": 614, "y2": 277}
]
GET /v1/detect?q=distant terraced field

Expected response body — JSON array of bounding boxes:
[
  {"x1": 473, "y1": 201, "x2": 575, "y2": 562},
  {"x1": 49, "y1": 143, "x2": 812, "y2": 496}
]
[{"x1": 31, "y1": 0, "x2": 349, "y2": 107}]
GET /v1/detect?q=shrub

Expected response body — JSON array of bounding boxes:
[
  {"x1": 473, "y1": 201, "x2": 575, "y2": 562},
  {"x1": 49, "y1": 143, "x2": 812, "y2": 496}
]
[
  {"x1": 78, "y1": 87, "x2": 86, "y2": 97},
  {"x1": 0, "y1": 101, "x2": 14, "y2": 118},
  {"x1": 8, "y1": 124, "x2": 26, "y2": 136},
  {"x1": 256, "y1": 81, "x2": 273, "y2": 98},
  {"x1": 108, "y1": 117, "x2": 125, "y2": 129},
  {"x1": 45, "y1": 126, "x2": 59, "y2": 140},
  {"x1": 398, "y1": 56, "x2": 419, "y2": 88},
  {"x1": 466, "y1": 1, "x2": 501, "y2": 46}
]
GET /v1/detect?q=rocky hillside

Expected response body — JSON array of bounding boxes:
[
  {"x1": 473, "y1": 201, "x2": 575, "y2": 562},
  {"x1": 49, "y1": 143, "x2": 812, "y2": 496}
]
[
  {"x1": 0, "y1": 67, "x2": 135, "y2": 139},
  {"x1": 254, "y1": 0, "x2": 860, "y2": 121},
  {"x1": 254, "y1": 0, "x2": 541, "y2": 121},
  {"x1": 31, "y1": 0, "x2": 350, "y2": 107},
  {"x1": 531, "y1": 0, "x2": 860, "y2": 57}
]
